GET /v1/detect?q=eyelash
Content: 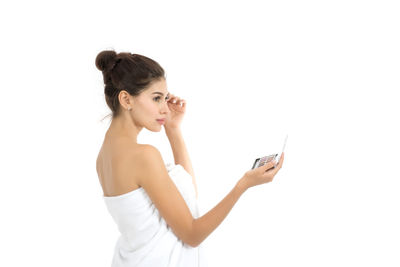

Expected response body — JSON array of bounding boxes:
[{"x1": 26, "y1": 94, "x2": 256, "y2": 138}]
[{"x1": 154, "y1": 96, "x2": 169, "y2": 102}]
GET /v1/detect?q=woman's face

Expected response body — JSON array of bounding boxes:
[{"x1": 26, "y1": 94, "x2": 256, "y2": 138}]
[{"x1": 131, "y1": 79, "x2": 170, "y2": 132}]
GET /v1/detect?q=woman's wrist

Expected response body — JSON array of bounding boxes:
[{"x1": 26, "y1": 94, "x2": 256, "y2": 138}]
[
  {"x1": 236, "y1": 176, "x2": 249, "y2": 195},
  {"x1": 165, "y1": 125, "x2": 181, "y2": 133}
]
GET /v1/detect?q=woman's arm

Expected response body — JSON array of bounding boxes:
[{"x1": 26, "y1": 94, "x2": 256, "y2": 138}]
[
  {"x1": 190, "y1": 178, "x2": 248, "y2": 247},
  {"x1": 136, "y1": 145, "x2": 249, "y2": 247},
  {"x1": 165, "y1": 127, "x2": 198, "y2": 198},
  {"x1": 137, "y1": 145, "x2": 283, "y2": 248}
]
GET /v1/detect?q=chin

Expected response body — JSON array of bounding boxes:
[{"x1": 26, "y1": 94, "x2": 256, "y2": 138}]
[{"x1": 146, "y1": 124, "x2": 163, "y2": 132}]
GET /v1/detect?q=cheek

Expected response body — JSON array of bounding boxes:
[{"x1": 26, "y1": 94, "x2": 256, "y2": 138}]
[
  {"x1": 141, "y1": 98, "x2": 164, "y2": 116},
  {"x1": 135, "y1": 100, "x2": 154, "y2": 117},
  {"x1": 149, "y1": 103, "x2": 162, "y2": 115},
  {"x1": 142, "y1": 99, "x2": 156, "y2": 110}
]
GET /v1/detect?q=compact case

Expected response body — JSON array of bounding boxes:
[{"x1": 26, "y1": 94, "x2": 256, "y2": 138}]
[
  {"x1": 251, "y1": 154, "x2": 278, "y2": 169},
  {"x1": 251, "y1": 134, "x2": 288, "y2": 170}
]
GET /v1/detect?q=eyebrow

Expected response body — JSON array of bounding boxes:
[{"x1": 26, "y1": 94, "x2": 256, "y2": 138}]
[{"x1": 152, "y1": 92, "x2": 170, "y2": 97}]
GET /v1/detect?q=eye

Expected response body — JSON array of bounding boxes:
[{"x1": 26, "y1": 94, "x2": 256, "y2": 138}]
[{"x1": 153, "y1": 96, "x2": 169, "y2": 102}]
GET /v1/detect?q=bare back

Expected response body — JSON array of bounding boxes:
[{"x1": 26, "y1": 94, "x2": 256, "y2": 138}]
[{"x1": 96, "y1": 134, "x2": 144, "y2": 197}]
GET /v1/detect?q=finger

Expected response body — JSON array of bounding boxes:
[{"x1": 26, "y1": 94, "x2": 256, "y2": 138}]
[
  {"x1": 262, "y1": 163, "x2": 278, "y2": 176},
  {"x1": 263, "y1": 160, "x2": 275, "y2": 171},
  {"x1": 178, "y1": 99, "x2": 186, "y2": 107},
  {"x1": 276, "y1": 153, "x2": 284, "y2": 169},
  {"x1": 169, "y1": 98, "x2": 178, "y2": 104},
  {"x1": 168, "y1": 94, "x2": 176, "y2": 101},
  {"x1": 172, "y1": 97, "x2": 180, "y2": 104},
  {"x1": 169, "y1": 96, "x2": 177, "y2": 103},
  {"x1": 278, "y1": 152, "x2": 284, "y2": 165}
]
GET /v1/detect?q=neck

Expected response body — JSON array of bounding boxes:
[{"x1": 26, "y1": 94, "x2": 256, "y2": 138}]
[{"x1": 107, "y1": 113, "x2": 142, "y2": 143}]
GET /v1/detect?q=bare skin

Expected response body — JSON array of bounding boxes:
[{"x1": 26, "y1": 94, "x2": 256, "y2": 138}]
[
  {"x1": 96, "y1": 78, "x2": 285, "y2": 247},
  {"x1": 96, "y1": 78, "x2": 189, "y2": 197},
  {"x1": 96, "y1": 134, "x2": 144, "y2": 197}
]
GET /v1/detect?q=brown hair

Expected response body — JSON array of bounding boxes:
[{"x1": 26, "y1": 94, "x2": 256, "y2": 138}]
[{"x1": 95, "y1": 50, "x2": 166, "y2": 120}]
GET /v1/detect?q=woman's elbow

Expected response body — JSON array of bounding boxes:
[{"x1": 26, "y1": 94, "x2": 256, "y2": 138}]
[{"x1": 185, "y1": 239, "x2": 200, "y2": 248}]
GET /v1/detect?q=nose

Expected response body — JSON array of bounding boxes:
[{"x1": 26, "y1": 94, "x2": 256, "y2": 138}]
[{"x1": 161, "y1": 101, "x2": 170, "y2": 114}]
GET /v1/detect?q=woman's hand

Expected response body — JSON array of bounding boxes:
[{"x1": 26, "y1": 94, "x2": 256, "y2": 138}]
[
  {"x1": 242, "y1": 152, "x2": 285, "y2": 189},
  {"x1": 164, "y1": 93, "x2": 186, "y2": 129}
]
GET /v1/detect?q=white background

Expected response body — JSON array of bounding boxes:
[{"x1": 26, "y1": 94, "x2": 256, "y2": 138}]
[{"x1": 1, "y1": 0, "x2": 399, "y2": 266}]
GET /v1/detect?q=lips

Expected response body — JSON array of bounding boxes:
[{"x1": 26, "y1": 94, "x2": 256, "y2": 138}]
[{"x1": 156, "y1": 119, "x2": 165, "y2": 123}]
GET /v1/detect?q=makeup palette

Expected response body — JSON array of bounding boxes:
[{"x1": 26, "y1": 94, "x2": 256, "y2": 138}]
[{"x1": 251, "y1": 134, "x2": 288, "y2": 170}]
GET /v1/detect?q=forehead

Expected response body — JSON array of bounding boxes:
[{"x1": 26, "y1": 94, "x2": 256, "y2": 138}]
[{"x1": 148, "y1": 79, "x2": 169, "y2": 95}]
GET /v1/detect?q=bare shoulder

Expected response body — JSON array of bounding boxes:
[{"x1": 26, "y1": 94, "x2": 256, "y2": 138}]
[
  {"x1": 133, "y1": 144, "x2": 163, "y2": 160},
  {"x1": 140, "y1": 144, "x2": 163, "y2": 158},
  {"x1": 130, "y1": 144, "x2": 196, "y2": 246},
  {"x1": 129, "y1": 144, "x2": 160, "y2": 166},
  {"x1": 133, "y1": 144, "x2": 164, "y2": 183}
]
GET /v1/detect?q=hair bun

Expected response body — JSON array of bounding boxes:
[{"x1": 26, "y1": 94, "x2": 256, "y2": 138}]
[{"x1": 95, "y1": 50, "x2": 118, "y2": 72}]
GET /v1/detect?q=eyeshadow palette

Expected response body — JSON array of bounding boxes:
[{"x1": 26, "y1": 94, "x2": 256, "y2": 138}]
[
  {"x1": 251, "y1": 134, "x2": 288, "y2": 170},
  {"x1": 251, "y1": 154, "x2": 278, "y2": 169}
]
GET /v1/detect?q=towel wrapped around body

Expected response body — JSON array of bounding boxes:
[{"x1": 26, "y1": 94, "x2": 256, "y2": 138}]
[{"x1": 103, "y1": 163, "x2": 209, "y2": 267}]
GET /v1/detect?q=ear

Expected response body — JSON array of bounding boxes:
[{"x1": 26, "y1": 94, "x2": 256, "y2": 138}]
[{"x1": 118, "y1": 90, "x2": 133, "y2": 110}]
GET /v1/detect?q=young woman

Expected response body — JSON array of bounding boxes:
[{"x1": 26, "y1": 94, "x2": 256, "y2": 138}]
[{"x1": 95, "y1": 50, "x2": 285, "y2": 267}]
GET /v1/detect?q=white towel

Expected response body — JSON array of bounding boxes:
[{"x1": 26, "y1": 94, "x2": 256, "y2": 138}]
[{"x1": 103, "y1": 163, "x2": 209, "y2": 267}]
